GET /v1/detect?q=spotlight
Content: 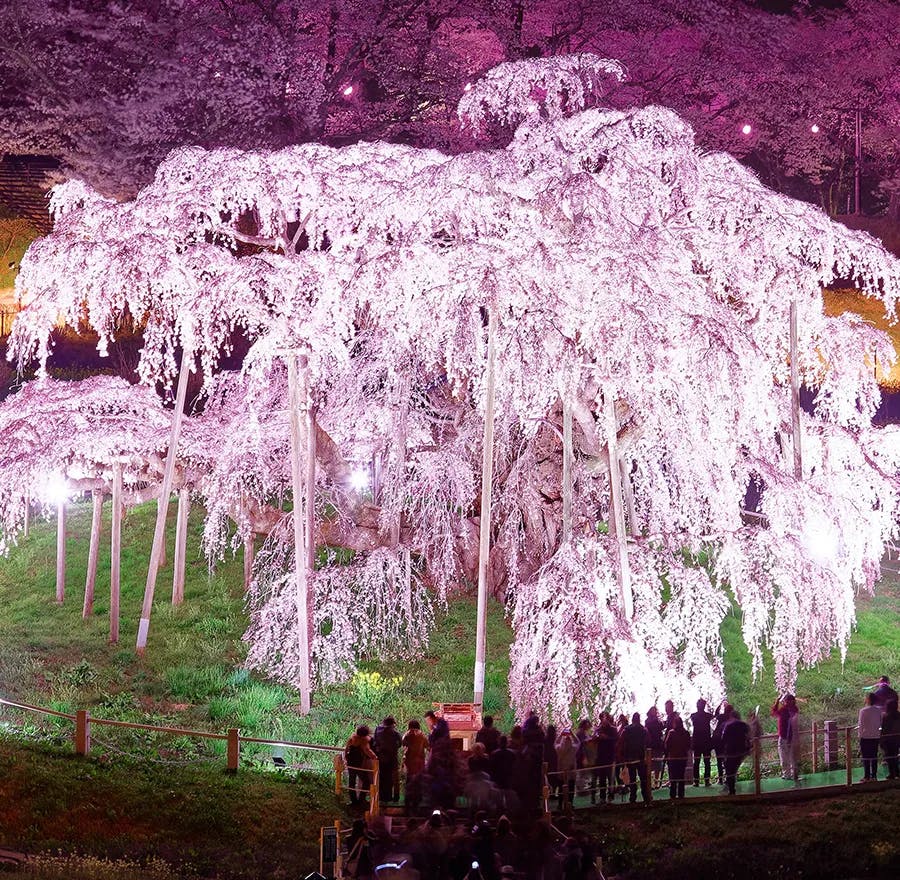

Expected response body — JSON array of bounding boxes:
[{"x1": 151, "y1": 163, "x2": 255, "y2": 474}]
[
  {"x1": 741, "y1": 123, "x2": 752, "y2": 135},
  {"x1": 342, "y1": 84, "x2": 354, "y2": 97}
]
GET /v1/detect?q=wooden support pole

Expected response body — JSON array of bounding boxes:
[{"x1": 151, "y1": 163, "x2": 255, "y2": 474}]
[
  {"x1": 645, "y1": 748, "x2": 654, "y2": 802},
  {"x1": 287, "y1": 353, "x2": 312, "y2": 715},
  {"x1": 845, "y1": 727, "x2": 853, "y2": 786},
  {"x1": 75, "y1": 710, "x2": 91, "y2": 756},
  {"x1": 620, "y1": 454, "x2": 638, "y2": 537},
  {"x1": 55, "y1": 500, "x2": 66, "y2": 604},
  {"x1": 562, "y1": 396, "x2": 573, "y2": 543},
  {"x1": 474, "y1": 307, "x2": 497, "y2": 708},
  {"x1": 110, "y1": 463, "x2": 123, "y2": 644},
  {"x1": 227, "y1": 727, "x2": 240, "y2": 773},
  {"x1": 172, "y1": 487, "x2": 190, "y2": 605},
  {"x1": 156, "y1": 496, "x2": 167, "y2": 570},
  {"x1": 23, "y1": 494, "x2": 29, "y2": 539},
  {"x1": 789, "y1": 299, "x2": 803, "y2": 481},
  {"x1": 243, "y1": 531, "x2": 255, "y2": 590},
  {"x1": 304, "y1": 391, "x2": 317, "y2": 579},
  {"x1": 136, "y1": 355, "x2": 191, "y2": 654},
  {"x1": 603, "y1": 392, "x2": 633, "y2": 618},
  {"x1": 83, "y1": 490, "x2": 103, "y2": 618}
]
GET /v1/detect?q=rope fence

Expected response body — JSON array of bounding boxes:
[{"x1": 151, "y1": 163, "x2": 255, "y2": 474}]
[{"x1": 1, "y1": 696, "x2": 897, "y2": 817}]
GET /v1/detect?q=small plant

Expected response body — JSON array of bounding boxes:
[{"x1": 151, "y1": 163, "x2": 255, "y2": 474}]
[{"x1": 351, "y1": 671, "x2": 404, "y2": 715}]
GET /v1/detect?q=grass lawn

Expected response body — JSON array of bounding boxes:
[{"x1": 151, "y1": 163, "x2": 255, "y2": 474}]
[{"x1": 0, "y1": 499, "x2": 514, "y2": 768}]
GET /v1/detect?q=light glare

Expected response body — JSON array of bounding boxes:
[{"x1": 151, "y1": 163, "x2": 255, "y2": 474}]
[
  {"x1": 342, "y1": 84, "x2": 354, "y2": 97},
  {"x1": 741, "y1": 123, "x2": 752, "y2": 135},
  {"x1": 350, "y1": 467, "x2": 370, "y2": 492},
  {"x1": 44, "y1": 474, "x2": 70, "y2": 506}
]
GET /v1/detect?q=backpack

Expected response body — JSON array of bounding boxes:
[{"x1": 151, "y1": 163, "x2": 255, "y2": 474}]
[{"x1": 346, "y1": 741, "x2": 365, "y2": 768}]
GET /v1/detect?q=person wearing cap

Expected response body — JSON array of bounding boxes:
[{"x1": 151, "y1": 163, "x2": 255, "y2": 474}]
[{"x1": 499, "y1": 866, "x2": 516, "y2": 879}]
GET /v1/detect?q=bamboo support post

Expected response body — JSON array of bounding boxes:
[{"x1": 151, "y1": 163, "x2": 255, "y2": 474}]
[
  {"x1": 603, "y1": 392, "x2": 633, "y2": 618},
  {"x1": 110, "y1": 464, "x2": 123, "y2": 644},
  {"x1": 137, "y1": 355, "x2": 191, "y2": 653},
  {"x1": 474, "y1": 307, "x2": 497, "y2": 708},
  {"x1": 172, "y1": 487, "x2": 189, "y2": 605},
  {"x1": 753, "y1": 737, "x2": 762, "y2": 795},
  {"x1": 227, "y1": 727, "x2": 240, "y2": 772},
  {"x1": 287, "y1": 353, "x2": 312, "y2": 715},
  {"x1": 83, "y1": 490, "x2": 103, "y2": 618},
  {"x1": 789, "y1": 299, "x2": 803, "y2": 480},
  {"x1": 75, "y1": 709, "x2": 91, "y2": 756},
  {"x1": 845, "y1": 727, "x2": 853, "y2": 786},
  {"x1": 55, "y1": 499, "x2": 66, "y2": 604}
]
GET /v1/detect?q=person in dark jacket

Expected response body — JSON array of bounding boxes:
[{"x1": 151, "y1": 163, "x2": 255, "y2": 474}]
[
  {"x1": 872, "y1": 676, "x2": 898, "y2": 708},
  {"x1": 881, "y1": 698, "x2": 900, "y2": 779},
  {"x1": 720, "y1": 711, "x2": 751, "y2": 795},
  {"x1": 645, "y1": 706, "x2": 665, "y2": 789},
  {"x1": 620, "y1": 712, "x2": 650, "y2": 803},
  {"x1": 373, "y1": 716, "x2": 403, "y2": 802},
  {"x1": 690, "y1": 698, "x2": 714, "y2": 787},
  {"x1": 489, "y1": 735, "x2": 517, "y2": 791},
  {"x1": 594, "y1": 714, "x2": 617, "y2": 803},
  {"x1": 664, "y1": 714, "x2": 691, "y2": 799},
  {"x1": 475, "y1": 715, "x2": 502, "y2": 754}
]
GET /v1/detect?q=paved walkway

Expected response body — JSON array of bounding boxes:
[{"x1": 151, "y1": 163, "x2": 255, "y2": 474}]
[{"x1": 566, "y1": 766, "x2": 898, "y2": 809}]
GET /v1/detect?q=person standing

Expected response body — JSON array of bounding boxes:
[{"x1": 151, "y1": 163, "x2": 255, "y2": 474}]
[
  {"x1": 871, "y1": 676, "x2": 898, "y2": 708},
  {"x1": 880, "y1": 698, "x2": 900, "y2": 780},
  {"x1": 645, "y1": 706, "x2": 665, "y2": 789},
  {"x1": 690, "y1": 699, "x2": 714, "y2": 787},
  {"x1": 345, "y1": 725, "x2": 377, "y2": 806},
  {"x1": 555, "y1": 728, "x2": 578, "y2": 809},
  {"x1": 720, "y1": 711, "x2": 751, "y2": 795},
  {"x1": 402, "y1": 719, "x2": 428, "y2": 813},
  {"x1": 594, "y1": 714, "x2": 617, "y2": 804},
  {"x1": 858, "y1": 693, "x2": 883, "y2": 781},
  {"x1": 374, "y1": 716, "x2": 403, "y2": 802},
  {"x1": 771, "y1": 694, "x2": 800, "y2": 781},
  {"x1": 475, "y1": 715, "x2": 502, "y2": 754},
  {"x1": 664, "y1": 713, "x2": 691, "y2": 799},
  {"x1": 621, "y1": 712, "x2": 650, "y2": 803}
]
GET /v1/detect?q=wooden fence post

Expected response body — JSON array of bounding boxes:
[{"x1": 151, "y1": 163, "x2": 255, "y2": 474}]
[
  {"x1": 812, "y1": 721, "x2": 818, "y2": 774},
  {"x1": 845, "y1": 727, "x2": 853, "y2": 787},
  {"x1": 753, "y1": 737, "x2": 762, "y2": 795},
  {"x1": 334, "y1": 819, "x2": 343, "y2": 880},
  {"x1": 75, "y1": 710, "x2": 91, "y2": 756},
  {"x1": 333, "y1": 753, "x2": 344, "y2": 794},
  {"x1": 368, "y1": 757, "x2": 380, "y2": 817},
  {"x1": 227, "y1": 728, "x2": 240, "y2": 773}
]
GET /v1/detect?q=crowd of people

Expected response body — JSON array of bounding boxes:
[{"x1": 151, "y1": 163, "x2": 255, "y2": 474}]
[
  {"x1": 344, "y1": 810, "x2": 601, "y2": 880},
  {"x1": 343, "y1": 677, "x2": 899, "y2": 816}
]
